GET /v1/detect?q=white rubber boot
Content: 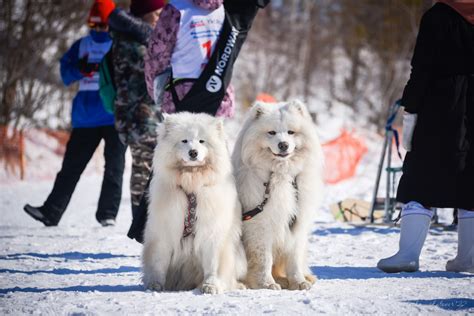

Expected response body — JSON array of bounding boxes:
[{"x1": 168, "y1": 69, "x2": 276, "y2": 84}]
[
  {"x1": 377, "y1": 202, "x2": 432, "y2": 273},
  {"x1": 446, "y1": 209, "x2": 474, "y2": 273}
]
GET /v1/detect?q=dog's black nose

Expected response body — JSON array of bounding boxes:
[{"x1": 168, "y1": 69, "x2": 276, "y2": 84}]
[
  {"x1": 189, "y1": 149, "x2": 198, "y2": 159},
  {"x1": 278, "y1": 142, "x2": 289, "y2": 152}
]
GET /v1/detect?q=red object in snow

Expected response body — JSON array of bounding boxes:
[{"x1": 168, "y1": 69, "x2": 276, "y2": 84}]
[{"x1": 322, "y1": 129, "x2": 368, "y2": 184}]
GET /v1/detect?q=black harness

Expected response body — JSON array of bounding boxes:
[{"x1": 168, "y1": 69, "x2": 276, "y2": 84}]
[{"x1": 242, "y1": 173, "x2": 299, "y2": 229}]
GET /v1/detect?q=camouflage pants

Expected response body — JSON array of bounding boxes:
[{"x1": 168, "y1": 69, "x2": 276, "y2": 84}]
[{"x1": 129, "y1": 139, "x2": 156, "y2": 207}]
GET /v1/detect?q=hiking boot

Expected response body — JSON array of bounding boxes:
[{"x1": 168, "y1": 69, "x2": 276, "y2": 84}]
[
  {"x1": 23, "y1": 204, "x2": 58, "y2": 227},
  {"x1": 446, "y1": 212, "x2": 474, "y2": 273},
  {"x1": 99, "y1": 218, "x2": 116, "y2": 227}
]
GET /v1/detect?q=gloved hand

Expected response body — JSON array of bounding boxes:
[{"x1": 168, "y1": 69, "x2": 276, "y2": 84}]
[
  {"x1": 256, "y1": 0, "x2": 271, "y2": 8},
  {"x1": 77, "y1": 55, "x2": 100, "y2": 78},
  {"x1": 108, "y1": 8, "x2": 152, "y2": 45},
  {"x1": 153, "y1": 69, "x2": 171, "y2": 108},
  {"x1": 402, "y1": 111, "x2": 417, "y2": 152}
]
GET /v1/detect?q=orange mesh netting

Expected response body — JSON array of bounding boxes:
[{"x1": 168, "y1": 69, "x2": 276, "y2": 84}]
[
  {"x1": 322, "y1": 129, "x2": 368, "y2": 184},
  {"x1": 256, "y1": 93, "x2": 277, "y2": 103},
  {"x1": 1, "y1": 126, "x2": 70, "y2": 180},
  {"x1": 0, "y1": 125, "x2": 25, "y2": 179},
  {"x1": 40, "y1": 129, "x2": 70, "y2": 156}
]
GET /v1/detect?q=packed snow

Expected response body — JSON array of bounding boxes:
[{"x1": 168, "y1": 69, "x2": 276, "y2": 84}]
[{"x1": 0, "y1": 117, "x2": 473, "y2": 315}]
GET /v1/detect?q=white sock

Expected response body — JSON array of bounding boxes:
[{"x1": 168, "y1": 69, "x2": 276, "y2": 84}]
[
  {"x1": 458, "y1": 209, "x2": 474, "y2": 220},
  {"x1": 402, "y1": 201, "x2": 434, "y2": 218}
]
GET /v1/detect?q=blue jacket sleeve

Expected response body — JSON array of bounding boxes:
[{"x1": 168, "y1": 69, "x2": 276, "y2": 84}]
[{"x1": 60, "y1": 39, "x2": 84, "y2": 86}]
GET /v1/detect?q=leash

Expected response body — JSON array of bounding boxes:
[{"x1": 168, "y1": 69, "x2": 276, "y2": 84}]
[{"x1": 242, "y1": 173, "x2": 299, "y2": 229}]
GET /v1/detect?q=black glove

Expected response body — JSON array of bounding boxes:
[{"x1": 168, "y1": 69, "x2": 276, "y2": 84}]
[
  {"x1": 77, "y1": 55, "x2": 100, "y2": 77},
  {"x1": 256, "y1": 0, "x2": 270, "y2": 8},
  {"x1": 108, "y1": 8, "x2": 152, "y2": 45},
  {"x1": 155, "y1": 110, "x2": 164, "y2": 122}
]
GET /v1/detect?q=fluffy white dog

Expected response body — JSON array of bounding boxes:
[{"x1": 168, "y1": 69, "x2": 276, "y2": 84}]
[
  {"x1": 232, "y1": 100, "x2": 324, "y2": 290},
  {"x1": 142, "y1": 112, "x2": 246, "y2": 294}
]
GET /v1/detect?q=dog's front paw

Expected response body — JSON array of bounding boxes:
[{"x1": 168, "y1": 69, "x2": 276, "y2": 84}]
[
  {"x1": 235, "y1": 281, "x2": 247, "y2": 290},
  {"x1": 265, "y1": 283, "x2": 281, "y2": 290},
  {"x1": 144, "y1": 281, "x2": 164, "y2": 292},
  {"x1": 274, "y1": 276, "x2": 289, "y2": 289},
  {"x1": 201, "y1": 283, "x2": 221, "y2": 295},
  {"x1": 305, "y1": 274, "x2": 317, "y2": 284},
  {"x1": 289, "y1": 280, "x2": 312, "y2": 290}
]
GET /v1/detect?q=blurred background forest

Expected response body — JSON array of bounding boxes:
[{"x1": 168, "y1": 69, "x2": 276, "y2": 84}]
[{"x1": 1, "y1": 0, "x2": 433, "y2": 131}]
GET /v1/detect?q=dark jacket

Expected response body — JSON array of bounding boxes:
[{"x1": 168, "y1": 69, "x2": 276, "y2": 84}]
[
  {"x1": 397, "y1": 3, "x2": 474, "y2": 209},
  {"x1": 108, "y1": 9, "x2": 161, "y2": 145}
]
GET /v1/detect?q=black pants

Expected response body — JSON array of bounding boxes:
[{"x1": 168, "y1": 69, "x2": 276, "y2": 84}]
[
  {"x1": 43, "y1": 126, "x2": 126, "y2": 223},
  {"x1": 128, "y1": 173, "x2": 151, "y2": 243}
]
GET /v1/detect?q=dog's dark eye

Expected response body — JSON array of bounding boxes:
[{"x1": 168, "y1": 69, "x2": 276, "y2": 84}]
[
  {"x1": 268, "y1": 131, "x2": 276, "y2": 136},
  {"x1": 199, "y1": 140, "x2": 205, "y2": 144},
  {"x1": 181, "y1": 140, "x2": 188, "y2": 143},
  {"x1": 288, "y1": 130, "x2": 295, "y2": 135}
]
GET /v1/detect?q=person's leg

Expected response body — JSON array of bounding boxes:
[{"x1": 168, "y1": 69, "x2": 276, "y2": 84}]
[
  {"x1": 377, "y1": 201, "x2": 433, "y2": 273},
  {"x1": 25, "y1": 128, "x2": 101, "y2": 225},
  {"x1": 95, "y1": 125, "x2": 126, "y2": 223},
  {"x1": 446, "y1": 209, "x2": 474, "y2": 273},
  {"x1": 129, "y1": 140, "x2": 155, "y2": 219},
  {"x1": 127, "y1": 174, "x2": 152, "y2": 243}
]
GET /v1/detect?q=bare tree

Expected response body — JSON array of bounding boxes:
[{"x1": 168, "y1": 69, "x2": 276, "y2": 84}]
[
  {"x1": 0, "y1": 0, "x2": 91, "y2": 130},
  {"x1": 234, "y1": 0, "x2": 426, "y2": 129}
]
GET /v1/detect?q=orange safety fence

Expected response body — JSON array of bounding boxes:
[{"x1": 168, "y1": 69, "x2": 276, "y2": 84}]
[
  {"x1": 0, "y1": 125, "x2": 70, "y2": 180},
  {"x1": 26, "y1": 128, "x2": 70, "y2": 156},
  {"x1": 322, "y1": 129, "x2": 368, "y2": 184},
  {"x1": 0, "y1": 126, "x2": 25, "y2": 179},
  {"x1": 255, "y1": 93, "x2": 277, "y2": 103}
]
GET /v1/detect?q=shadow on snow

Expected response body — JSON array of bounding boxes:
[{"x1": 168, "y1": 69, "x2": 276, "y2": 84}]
[
  {"x1": 0, "y1": 252, "x2": 138, "y2": 261},
  {"x1": 406, "y1": 298, "x2": 474, "y2": 311},
  {"x1": 312, "y1": 226, "x2": 399, "y2": 236},
  {"x1": 311, "y1": 266, "x2": 474, "y2": 280},
  {"x1": 0, "y1": 265, "x2": 140, "y2": 275},
  {"x1": 313, "y1": 225, "x2": 454, "y2": 237},
  {"x1": 0, "y1": 284, "x2": 144, "y2": 295}
]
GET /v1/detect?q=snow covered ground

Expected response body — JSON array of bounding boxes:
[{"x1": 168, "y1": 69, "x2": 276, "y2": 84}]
[{"x1": 1, "y1": 118, "x2": 473, "y2": 315}]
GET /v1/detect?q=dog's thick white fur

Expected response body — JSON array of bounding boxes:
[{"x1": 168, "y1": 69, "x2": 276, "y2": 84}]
[
  {"x1": 142, "y1": 112, "x2": 246, "y2": 294},
  {"x1": 232, "y1": 100, "x2": 324, "y2": 290}
]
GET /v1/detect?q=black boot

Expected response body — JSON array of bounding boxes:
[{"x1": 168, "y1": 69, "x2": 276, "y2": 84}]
[
  {"x1": 23, "y1": 204, "x2": 59, "y2": 226},
  {"x1": 127, "y1": 197, "x2": 148, "y2": 244}
]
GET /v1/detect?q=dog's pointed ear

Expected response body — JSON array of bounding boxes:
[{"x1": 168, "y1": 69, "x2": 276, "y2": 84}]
[
  {"x1": 213, "y1": 117, "x2": 225, "y2": 138},
  {"x1": 289, "y1": 99, "x2": 310, "y2": 118},
  {"x1": 215, "y1": 117, "x2": 224, "y2": 132},
  {"x1": 252, "y1": 101, "x2": 269, "y2": 120},
  {"x1": 158, "y1": 114, "x2": 174, "y2": 138}
]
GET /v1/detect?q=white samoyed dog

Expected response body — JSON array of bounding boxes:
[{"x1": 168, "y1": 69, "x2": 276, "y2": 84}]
[
  {"x1": 142, "y1": 112, "x2": 246, "y2": 294},
  {"x1": 232, "y1": 100, "x2": 324, "y2": 290}
]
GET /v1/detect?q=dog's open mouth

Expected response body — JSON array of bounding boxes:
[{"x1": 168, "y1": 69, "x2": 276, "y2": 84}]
[{"x1": 273, "y1": 152, "x2": 290, "y2": 158}]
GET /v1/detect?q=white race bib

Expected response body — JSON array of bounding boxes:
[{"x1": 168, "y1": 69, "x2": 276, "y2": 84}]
[
  {"x1": 78, "y1": 36, "x2": 112, "y2": 91},
  {"x1": 170, "y1": 0, "x2": 225, "y2": 79}
]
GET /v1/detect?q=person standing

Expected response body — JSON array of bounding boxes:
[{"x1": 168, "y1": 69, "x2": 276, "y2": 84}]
[
  {"x1": 23, "y1": 0, "x2": 126, "y2": 227},
  {"x1": 107, "y1": 0, "x2": 166, "y2": 218},
  {"x1": 377, "y1": 0, "x2": 474, "y2": 273},
  {"x1": 144, "y1": 0, "x2": 235, "y2": 118}
]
